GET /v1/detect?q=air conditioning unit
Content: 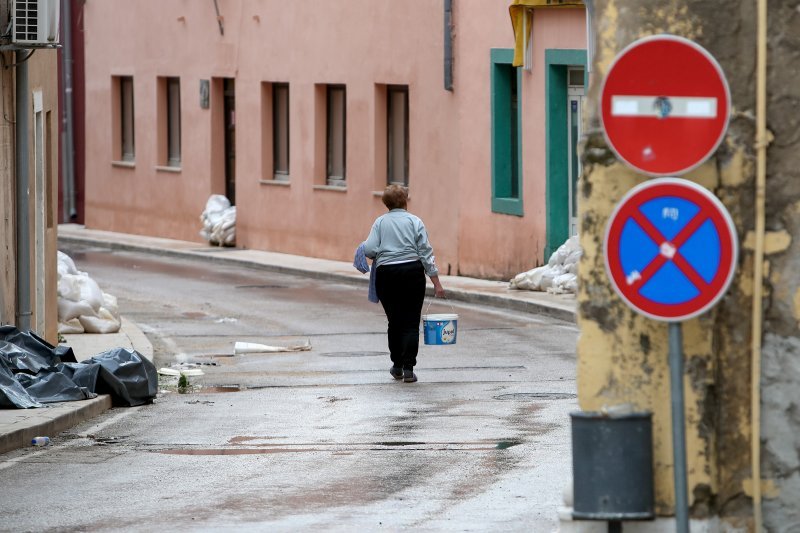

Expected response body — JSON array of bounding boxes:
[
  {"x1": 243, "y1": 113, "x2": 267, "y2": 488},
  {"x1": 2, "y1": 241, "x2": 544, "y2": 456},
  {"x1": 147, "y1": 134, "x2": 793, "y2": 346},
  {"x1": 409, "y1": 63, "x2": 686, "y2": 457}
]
[{"x1": 12, "y1": 0, "x2": 61, "y2": 47}]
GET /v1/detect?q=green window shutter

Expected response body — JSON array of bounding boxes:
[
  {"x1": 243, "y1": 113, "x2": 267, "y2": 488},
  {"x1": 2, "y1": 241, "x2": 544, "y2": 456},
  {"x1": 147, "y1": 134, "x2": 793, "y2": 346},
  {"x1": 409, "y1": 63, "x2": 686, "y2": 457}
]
[{"x1": 490, "y1": 49, "x2": 523, "y2": 216}]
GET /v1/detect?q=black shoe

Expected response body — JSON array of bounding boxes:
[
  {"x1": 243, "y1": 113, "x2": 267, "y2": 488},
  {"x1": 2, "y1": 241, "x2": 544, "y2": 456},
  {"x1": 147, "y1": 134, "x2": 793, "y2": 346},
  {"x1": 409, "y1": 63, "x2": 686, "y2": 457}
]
[
  {"x1": 403, "y1": 369, "x2": 418, "y2": 383},
  {"x1": 390, "y1": 366, "x2": 404, "y2": 380}
]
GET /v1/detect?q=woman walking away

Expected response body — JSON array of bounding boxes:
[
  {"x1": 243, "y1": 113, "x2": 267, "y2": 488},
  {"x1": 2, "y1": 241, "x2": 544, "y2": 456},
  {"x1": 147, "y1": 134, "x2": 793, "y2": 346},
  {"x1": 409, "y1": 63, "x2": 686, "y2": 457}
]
[{"x1": 363, "y1": 185, "x2": 445, "y2": 383}]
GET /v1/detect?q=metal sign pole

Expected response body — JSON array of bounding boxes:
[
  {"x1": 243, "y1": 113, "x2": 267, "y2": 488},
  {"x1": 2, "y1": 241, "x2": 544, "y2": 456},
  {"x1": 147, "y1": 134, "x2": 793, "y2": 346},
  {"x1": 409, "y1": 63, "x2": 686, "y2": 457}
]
[{"x1": 669, "y1": 322, "x2": 689, "y2": 533}]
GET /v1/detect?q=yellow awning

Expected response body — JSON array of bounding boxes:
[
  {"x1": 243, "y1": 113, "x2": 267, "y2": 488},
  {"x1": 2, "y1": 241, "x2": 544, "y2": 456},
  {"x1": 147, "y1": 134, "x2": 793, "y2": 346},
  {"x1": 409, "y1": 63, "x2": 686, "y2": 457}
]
[{"x1": 509, "y1": 0, "x2": 585, "y2": 67}]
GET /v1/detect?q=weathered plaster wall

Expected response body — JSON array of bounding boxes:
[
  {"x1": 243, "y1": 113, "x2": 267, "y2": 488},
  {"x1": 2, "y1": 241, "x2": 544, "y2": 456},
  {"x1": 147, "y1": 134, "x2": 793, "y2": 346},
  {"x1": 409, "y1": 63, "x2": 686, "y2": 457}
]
[
  {"x1": 577, "y1": 0, "x2": 791, "y2": 528},
  {"x1": 759, "y1": 1, "x2": 800, "y2": 530}
]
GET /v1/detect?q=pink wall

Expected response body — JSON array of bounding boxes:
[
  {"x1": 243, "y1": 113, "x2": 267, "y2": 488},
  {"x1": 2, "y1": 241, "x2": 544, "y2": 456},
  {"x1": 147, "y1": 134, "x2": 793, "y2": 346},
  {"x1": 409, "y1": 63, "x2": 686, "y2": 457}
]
[{"x1": 82, "y1": 0, "x2": 585, "y2": 280}]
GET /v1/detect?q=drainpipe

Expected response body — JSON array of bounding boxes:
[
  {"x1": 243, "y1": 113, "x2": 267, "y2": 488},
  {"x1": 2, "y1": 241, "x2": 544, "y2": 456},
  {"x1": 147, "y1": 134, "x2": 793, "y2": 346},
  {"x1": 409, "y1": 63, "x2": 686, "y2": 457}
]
[
  {"x1": 61, "y1": 0, "x2": 77, "y2": 220},
  {"x1": 444, "y1": 0, "x2": 453, "y2": 91},
  {"x1": 15, "y1": 49, "x2": 32, "y2": 332},
  {"x1": 751, "y1": 0, "x2": 768, "y2": 530}
]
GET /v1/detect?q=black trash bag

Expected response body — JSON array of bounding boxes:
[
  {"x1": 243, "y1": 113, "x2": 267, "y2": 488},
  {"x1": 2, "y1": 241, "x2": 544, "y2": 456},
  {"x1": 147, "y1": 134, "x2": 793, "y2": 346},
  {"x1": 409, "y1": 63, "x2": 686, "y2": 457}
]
[
  {"x1": 57, "y1": 362, "x2": 101, "y2": 391},
  {"x1": 0, "y1": 326, "x2": 65, "y2": 367},
  {"x1": 0, "y1": 357, "x2": 41, "y2": 409},
  {"x1": 0, "y1": 340, "x2": 55, "y2": 374},
  {"x1": 16, "y1": 369, "x2": 97, "y2": 403},
  {"x1": 84, "y1": 348, "x2": 158, "y2": 407}
]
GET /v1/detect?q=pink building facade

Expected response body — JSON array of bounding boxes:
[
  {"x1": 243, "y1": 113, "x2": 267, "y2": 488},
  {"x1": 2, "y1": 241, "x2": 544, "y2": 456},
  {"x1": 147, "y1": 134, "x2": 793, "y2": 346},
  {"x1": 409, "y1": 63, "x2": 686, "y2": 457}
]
[{"x1": 82, "y1": 1, "x2": 586, "y2": 280}]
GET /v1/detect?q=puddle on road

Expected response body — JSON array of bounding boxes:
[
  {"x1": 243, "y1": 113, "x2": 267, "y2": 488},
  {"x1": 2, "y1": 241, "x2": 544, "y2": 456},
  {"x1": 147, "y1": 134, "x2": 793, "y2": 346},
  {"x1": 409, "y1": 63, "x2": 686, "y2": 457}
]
[
  {"x1": 159, "y1": 448, "x2": 321, "y2": 455},
  {"x1": 199, "y1": 386, "x2": 241, "y2": 393},
  {"x1": 158, "y1": 439, "x2": 527, "y2": 455},
  {"x1": 319, "y1": 351, "x2": 389, "y2": 358},
  {"x1": 493, "y1": 392, "x2": 577, "y2": 401}
]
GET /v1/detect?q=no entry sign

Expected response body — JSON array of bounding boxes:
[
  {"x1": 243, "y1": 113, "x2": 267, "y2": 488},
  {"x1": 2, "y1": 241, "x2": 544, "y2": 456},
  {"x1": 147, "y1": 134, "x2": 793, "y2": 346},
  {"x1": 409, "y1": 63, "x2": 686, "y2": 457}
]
[
  {"x1": 600, "y1": 35, "x2": 731, "y2": 176},
  {"x1": 604, "y1": 178, "x2": 738, "y2": 321}
]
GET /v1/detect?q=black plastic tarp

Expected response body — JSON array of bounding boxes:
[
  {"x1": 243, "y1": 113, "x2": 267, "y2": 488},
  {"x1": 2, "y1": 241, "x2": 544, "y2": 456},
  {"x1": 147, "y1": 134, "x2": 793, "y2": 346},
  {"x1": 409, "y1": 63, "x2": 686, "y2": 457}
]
[{"x1": 0, "y1": 326, "x2": 157, "y2": 409}]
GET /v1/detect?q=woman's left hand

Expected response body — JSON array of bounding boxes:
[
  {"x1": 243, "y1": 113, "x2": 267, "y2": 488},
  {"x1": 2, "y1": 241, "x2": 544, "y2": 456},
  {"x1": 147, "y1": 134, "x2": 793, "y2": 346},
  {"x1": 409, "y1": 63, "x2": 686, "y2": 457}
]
[{"x1": 431, "y1": 275, "x2": 445, "y2": 298}]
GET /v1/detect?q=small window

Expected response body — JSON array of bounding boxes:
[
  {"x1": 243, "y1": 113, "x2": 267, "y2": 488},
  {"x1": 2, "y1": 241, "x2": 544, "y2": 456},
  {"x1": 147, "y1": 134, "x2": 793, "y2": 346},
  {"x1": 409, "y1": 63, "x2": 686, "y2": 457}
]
[
  {"x1": 568, "y1": 67, "x2": 585, "y2": 88},
  {"x1": 326, "y1": 85, "x2": 346, "y2": 186},
  {"x1": 273, "y1": 83, "x2": 290, "y2": 180},
  {"x1": 387, "y1": 85, "x2": 409, "y2": 186},
  {"x1": 120, "y1": 76, "x2": 135, "y2": 162},
  {"x1": 166, "y1": 77, "x2": 181, "y2": 167}
]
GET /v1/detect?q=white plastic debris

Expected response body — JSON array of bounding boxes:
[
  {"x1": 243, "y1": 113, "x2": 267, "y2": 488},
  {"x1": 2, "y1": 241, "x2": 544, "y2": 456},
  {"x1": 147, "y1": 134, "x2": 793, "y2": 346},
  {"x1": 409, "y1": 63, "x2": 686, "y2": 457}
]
[
  {"x1": 57, "y1": 251, "x2": 122, "y2": 334},
  {"x1": 510, "y1": 235, "x2": 582, "y2": 295},
  {"x1": 200, "y1": 194, "x2": 236, "y2": 246},
  {"x1": 233, "y1": 339, "x2": 312, "y2": 355}
]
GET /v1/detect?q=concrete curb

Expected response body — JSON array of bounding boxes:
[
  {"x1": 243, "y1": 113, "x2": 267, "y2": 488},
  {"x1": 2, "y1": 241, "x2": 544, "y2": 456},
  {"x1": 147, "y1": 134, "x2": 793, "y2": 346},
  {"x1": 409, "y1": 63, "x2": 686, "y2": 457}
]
[{"x1": 0, "y1": 395, "x2": 112, "y2": 455}]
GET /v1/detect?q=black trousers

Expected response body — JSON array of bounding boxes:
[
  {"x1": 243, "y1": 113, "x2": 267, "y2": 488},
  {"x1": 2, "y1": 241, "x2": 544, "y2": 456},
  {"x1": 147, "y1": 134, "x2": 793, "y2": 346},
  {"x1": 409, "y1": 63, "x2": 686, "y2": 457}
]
[{"x1": 375, "y1": 261, "x2": 426, "y2": 370}]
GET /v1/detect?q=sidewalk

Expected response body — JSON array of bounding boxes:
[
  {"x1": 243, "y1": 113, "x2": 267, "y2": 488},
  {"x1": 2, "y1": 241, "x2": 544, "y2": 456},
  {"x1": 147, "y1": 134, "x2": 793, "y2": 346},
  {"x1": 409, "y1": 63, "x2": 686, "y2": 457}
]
[{"x1": 1, "y1": 224, "x2": 576, "y2": 456}]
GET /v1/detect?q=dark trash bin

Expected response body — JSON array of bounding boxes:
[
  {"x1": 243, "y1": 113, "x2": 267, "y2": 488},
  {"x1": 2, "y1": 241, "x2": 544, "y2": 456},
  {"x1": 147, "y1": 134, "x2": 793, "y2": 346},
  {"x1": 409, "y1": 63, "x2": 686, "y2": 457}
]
[{"x1": 571, "y1": 410, "x2": 655, "y2": 520}]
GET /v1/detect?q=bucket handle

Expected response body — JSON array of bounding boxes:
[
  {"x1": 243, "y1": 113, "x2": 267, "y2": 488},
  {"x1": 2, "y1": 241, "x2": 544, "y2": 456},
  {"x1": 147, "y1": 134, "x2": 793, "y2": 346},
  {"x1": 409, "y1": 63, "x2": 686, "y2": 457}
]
[{"x1": 424, "y1": 296, "x2": 456, "y2": 316}]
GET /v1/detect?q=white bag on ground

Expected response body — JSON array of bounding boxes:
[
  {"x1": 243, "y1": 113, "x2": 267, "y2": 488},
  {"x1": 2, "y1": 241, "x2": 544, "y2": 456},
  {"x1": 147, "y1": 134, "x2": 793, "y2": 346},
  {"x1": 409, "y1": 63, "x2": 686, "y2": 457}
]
[
  {"x1": 200, "y1": 195, "x2": 236, "y2": 246},
  {"x1": 57, "y1": 251, "x2": 122, "y2": 334},
  {"x1": 510, "y1": 236, "x2": 582, "y2": 294}
]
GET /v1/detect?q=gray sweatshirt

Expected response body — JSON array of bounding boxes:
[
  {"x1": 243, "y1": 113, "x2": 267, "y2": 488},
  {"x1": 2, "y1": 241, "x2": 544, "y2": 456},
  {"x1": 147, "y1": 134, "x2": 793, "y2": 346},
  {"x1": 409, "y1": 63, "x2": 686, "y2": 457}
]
[{"x1": 363, "y1": 209, "x2": 439, "y2": 277}]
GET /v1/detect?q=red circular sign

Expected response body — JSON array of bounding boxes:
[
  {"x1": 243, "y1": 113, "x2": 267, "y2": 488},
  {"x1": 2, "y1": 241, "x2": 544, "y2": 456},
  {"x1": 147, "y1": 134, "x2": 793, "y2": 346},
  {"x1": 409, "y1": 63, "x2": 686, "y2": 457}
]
[
  {"x1": 600, "y1": 35, "x2": 731, "y2": 177},
  {"x1": 604, "y1": 178, "x2": 738, "y2": 322}
]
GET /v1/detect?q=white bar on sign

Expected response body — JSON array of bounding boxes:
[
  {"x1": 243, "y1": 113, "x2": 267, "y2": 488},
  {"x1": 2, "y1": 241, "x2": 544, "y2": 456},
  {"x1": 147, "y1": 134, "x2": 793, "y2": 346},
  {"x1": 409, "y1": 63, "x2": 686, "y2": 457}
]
[
  {"x1": 611, "y1": 95, "x2": 718, "y2": 119},
  {"x1": 612, "y1": 98, "x2": 640, "y2": 116},
  {"x1": 684, "y1": 99, "x2": 716, "y2": 117}
]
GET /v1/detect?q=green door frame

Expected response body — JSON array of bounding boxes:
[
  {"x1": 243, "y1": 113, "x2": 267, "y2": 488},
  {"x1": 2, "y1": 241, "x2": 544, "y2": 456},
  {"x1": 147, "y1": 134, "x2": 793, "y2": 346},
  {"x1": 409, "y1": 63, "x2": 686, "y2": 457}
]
[{"x1": 545, "y1": 49, "x2": 587, "y2": 260}]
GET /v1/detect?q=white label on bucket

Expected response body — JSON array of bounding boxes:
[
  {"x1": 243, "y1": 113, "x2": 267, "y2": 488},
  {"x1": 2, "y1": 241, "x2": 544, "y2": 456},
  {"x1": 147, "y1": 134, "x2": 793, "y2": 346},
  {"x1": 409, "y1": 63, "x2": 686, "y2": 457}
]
[{"x1": 441, "y1": 322, "x2": 456, "y2": 343}]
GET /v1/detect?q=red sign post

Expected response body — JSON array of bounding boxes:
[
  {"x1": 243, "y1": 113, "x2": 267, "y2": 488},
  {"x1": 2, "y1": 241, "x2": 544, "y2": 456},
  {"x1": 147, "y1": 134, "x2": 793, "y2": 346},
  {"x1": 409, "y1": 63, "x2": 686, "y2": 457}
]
[{"x1": 600, "y1": 35, "x2": 731, "y2": 177}]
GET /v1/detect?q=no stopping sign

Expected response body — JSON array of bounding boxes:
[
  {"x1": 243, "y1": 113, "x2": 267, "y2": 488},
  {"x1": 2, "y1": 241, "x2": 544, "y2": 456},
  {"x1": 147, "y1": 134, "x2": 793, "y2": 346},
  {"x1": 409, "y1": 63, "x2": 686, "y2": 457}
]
[{"x1": 604, "y1": 178, "x2": 738, "y2": 321}]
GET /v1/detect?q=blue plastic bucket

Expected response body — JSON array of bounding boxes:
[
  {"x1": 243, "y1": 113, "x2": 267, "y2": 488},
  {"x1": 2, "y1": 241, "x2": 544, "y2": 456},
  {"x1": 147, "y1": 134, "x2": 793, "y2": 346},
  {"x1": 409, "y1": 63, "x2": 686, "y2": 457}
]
[{"x1": 422, "y1": 313, "x2": 458, "y2": 345}]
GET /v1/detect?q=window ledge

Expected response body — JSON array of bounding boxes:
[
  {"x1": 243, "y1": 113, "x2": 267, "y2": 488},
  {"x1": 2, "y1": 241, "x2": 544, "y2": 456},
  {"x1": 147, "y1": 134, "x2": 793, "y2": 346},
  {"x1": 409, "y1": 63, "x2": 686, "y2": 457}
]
[
  {"x1": 155, "y1": 165, "x2": 182, "y2": 173},
  {"x1": 260, "y1": 179, "x2": 290, "y2": 187},
  {"x1": 314, "y1": 185, "x2": 347, "y2": 193},
  {"x1": 111, "y1": 160, "x2": 136, "y2": 169}
]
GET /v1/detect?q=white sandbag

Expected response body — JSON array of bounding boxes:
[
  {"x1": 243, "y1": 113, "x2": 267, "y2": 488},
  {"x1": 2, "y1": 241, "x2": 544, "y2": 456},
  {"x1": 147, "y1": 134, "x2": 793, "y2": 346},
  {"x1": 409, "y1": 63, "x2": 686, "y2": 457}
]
[
  {"x1": 58, "y1": 273, "x2": 83, "y2": 302},
  {"x1": 526, "y1": 266, "x2": 548, "y2": 290},
  {"x1": 549, "y1": 273, "x2": 578, "y2": 294},
  {"x1": 78, "y1": 312, "x2": 121, "y2": 334},
  {"x1": 58, "y1": 318, "x2": 84, "y2": 334},
  {"x1": 200, "y1": 195, "x2": 235, "y2": 246},
  {"x1": 509, "y1": 236, "x2": 582, "y2": 294},
  {"x1": 78, "y1": 275, "x2": 104, "y2": 312},
  {"x1": 57, "y1": 251, "x2": 80, "y2": 276},
  {"x1": 58, "y1": 297, "x2": 96, "y2": 322},
  {"x1": 565, "y1": 248, "x2": 582, "y2": 267},
  {"x1": 102, "y1": 292, "x2": 120, "y2": 318}
]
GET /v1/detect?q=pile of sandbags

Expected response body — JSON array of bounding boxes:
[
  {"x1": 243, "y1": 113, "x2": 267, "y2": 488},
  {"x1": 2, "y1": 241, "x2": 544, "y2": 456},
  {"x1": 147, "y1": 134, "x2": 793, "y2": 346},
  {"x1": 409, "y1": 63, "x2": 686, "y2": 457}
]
[
  {"x1": 199, "y1": 194, "x2": 236, "y2": 246},
  {"x1": 510, "y1": 235, "x2": 582, "y2": 294},
  {"x1": 57, "y1": 251, "x2": 121, "y2": 334}
]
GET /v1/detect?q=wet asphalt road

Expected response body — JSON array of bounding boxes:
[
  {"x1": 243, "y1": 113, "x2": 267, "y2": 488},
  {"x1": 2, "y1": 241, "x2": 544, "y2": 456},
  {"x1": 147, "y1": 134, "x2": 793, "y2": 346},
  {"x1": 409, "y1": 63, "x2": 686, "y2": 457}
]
[{"x1": 0, "y1": 245, "x2": 579, "y2": 532}]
